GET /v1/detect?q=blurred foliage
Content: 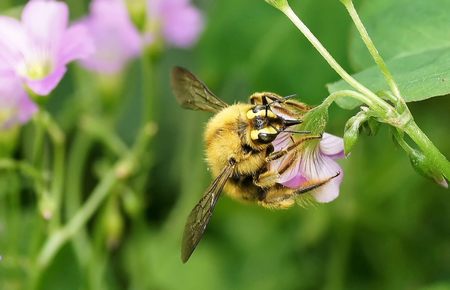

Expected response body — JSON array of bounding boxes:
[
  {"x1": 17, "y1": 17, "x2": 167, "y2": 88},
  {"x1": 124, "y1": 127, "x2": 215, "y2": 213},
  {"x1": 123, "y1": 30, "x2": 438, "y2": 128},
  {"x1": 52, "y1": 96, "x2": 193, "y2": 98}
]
[{"x1": 1, "y1": 0, "x2": 449, "y2": 290}]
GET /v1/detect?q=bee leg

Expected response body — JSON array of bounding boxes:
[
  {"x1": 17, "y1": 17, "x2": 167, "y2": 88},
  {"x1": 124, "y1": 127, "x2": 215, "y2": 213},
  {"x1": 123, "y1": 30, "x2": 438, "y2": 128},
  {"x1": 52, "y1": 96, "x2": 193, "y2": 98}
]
[
  {"x1": 254, "y1": 170, "x2": 280, "y2": 188},
  {"x1": 265, "y1": 134, "x2": 322, "y2": 162},
  {"x1": 259, "y1": 187, "x2": 296, "y2": 209},
  {"x1": 259, "y1": 172, "x2": 340, "y2": 209},
  {"x1": 293, "y1": 172, "x2": 340, "y2": 195}
]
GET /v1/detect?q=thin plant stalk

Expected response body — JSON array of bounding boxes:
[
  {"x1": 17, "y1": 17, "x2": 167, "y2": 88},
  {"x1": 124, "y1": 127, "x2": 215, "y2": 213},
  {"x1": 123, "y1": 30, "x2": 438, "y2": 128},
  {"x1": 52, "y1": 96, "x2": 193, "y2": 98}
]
[
  {"x1": 340, "y1": 0, "x2": 402, "y2": 100},
  {"x1": 266, "y1": 0, "x2": 450, "y2": 182}
]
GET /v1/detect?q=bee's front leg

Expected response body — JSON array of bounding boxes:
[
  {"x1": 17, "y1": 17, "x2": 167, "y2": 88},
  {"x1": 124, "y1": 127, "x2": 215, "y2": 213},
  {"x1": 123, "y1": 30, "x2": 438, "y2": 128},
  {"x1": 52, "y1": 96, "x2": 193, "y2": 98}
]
[
  {"x1": 259, "y1": 172, "x2": 340, "y2": 209},
  {"x1": 258, "y1": 187, "x2": 297, "y2": 209},
  {"x1": 265, "y1": 134, "x2": 322, "y2": 162},
  {"x1": 254, "y1": 170, "x2": 280, "y2": 188}
]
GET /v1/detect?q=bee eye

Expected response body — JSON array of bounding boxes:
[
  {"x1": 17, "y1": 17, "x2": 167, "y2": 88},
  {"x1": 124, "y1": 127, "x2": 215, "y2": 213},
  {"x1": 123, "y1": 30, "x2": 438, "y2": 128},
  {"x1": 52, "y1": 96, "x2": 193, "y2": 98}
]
[{"x1": 258, "y1": 132, "x2": 277, "y2": 144}]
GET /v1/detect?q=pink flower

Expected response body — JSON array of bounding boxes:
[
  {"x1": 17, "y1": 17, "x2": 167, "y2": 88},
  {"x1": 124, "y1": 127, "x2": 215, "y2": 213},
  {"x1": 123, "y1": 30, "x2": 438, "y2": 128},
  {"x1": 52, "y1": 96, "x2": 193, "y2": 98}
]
[
  {"x1": 0, "y1": 0, "x2": 94, "y2": 95},
  {"x1": 0, "y1": 73, "x2": 37, "y2": 129},
  {"x1": 271, "y1": 132, "x2": 345, "y2": 203},
  {"x1": 148, "y1": 0, "x2": 204, "y2": 48},
  {"x1": 79, "y1": 0, "x2": 142, "y2": 74}
]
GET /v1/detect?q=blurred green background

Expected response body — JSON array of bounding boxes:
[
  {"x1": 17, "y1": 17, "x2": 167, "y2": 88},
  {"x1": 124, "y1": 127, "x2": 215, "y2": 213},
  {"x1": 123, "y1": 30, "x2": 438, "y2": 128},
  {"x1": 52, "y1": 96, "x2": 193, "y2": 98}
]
[{"x1": 1, "y1": 0, "x2": 449, "y2": 289}]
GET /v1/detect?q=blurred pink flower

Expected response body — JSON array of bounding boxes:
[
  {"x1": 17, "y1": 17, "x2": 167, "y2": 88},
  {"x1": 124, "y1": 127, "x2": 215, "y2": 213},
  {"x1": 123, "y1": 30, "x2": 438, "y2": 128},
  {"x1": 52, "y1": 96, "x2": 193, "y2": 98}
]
[
  {"x1": 148, "y1": 0, "x2": 204, "y2": 48},
  {"x1": 0, "y1": 0, "x2": 93, "y2": 95},
  {"x1": 271, "y1": 133, "x2": 345, "y2": 203},
  {"x1": 0, "y1": 73, "x2": 37, "y2": 129},
  {"x1": 80, "y1": 0, "x2": 143, "y2": 74}
]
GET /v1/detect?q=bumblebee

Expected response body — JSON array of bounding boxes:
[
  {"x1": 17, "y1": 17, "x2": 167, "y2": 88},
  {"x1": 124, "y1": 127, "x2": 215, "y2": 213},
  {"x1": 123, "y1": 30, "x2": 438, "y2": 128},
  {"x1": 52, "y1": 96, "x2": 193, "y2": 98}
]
[{"x1": 171, "y1": 67, "x2": 338, "y2": 263}]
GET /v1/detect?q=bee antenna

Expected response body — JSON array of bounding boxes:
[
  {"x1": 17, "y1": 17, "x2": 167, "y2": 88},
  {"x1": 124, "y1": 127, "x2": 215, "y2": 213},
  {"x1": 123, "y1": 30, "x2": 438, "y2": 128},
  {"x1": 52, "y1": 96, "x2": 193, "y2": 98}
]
[
  {"x1": 283, "y1": 130, "x2": 312, "y2": 135},
  {"x1": 269, "y1": 125, "x2": 310, "y2": 135},
  {"x1": 266, "y1": 94, "x2": 297, "y2": 107},
  {"x1": 283, "y1": 94, "x2": 297, "y2": 100}
]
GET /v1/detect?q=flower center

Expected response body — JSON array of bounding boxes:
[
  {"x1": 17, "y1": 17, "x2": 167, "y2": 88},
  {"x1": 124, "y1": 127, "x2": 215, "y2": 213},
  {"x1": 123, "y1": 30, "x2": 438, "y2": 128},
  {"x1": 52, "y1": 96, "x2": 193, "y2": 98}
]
[{"x1": 26, "y1": 60, "x2": 53, "y2": 80}]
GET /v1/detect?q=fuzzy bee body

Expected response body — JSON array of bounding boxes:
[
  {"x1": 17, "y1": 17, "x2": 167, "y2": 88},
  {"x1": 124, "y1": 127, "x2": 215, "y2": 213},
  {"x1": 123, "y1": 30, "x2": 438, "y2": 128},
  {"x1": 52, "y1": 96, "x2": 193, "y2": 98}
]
[
  {"x1": 171, "y1": 67, "x2": 337, "y2": 263},
  {"x1": 204, "y1": 104, "x2": 267, "y2": 201}
]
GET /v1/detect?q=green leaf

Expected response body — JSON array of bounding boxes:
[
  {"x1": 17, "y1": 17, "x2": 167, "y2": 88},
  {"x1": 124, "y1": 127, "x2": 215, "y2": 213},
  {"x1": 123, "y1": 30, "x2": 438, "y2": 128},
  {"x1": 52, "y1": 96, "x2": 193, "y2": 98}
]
[
  {"x1": 327, "y1": 0, "x2": 450, "y2": 109},
  {"x1": 349, "y1": 0, "x2": 450, "y2": 70},
  {"x1": 327, "y1": 46, "x2": 450, "y2": 109}
]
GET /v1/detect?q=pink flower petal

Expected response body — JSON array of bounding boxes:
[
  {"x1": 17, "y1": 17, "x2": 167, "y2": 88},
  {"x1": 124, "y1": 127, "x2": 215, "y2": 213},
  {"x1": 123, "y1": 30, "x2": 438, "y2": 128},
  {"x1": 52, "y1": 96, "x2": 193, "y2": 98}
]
[
  {"x1": 0, "y1": 17, "x2": 28, "y2": 71},
  {"x1": 59, "y1": 23, "x2": 95, "y2": 65},
  {"x1": 149, "y1": 0, "x2": 204, "y2": 48},
  {"x1": 271, "y1": 132, "x2": 345, "y2": 203},
  {"x1": 282, "y1": 173, "x2": 307, "y2": 188},
  {"x1": 0, "y1": 73, "x2": 37, "y2": 128},
  {"x1": 79, "y1": 0, "x2": 141, "y2": 74},
  {"x1": 18, "y1": 94, "x2": 38, "y2": 123},
  {"x1": 272, "y1": 132, "x2": 292, "y2": 152},
  {"x1": 26, "y1": 66, "x2": 66, "y2": 95},
  {"x1": 319, "y1": 133, "x2": 345, "y2": 159},
  {"x1": 162, "y1": 4, "x2": 204, "y2": 47},
  {"x1": 305, "y1": 154, "x2": 344, "y2": 203},
  {"x1": 22, "y1": 0, "x2": 68, "y2": 48}
]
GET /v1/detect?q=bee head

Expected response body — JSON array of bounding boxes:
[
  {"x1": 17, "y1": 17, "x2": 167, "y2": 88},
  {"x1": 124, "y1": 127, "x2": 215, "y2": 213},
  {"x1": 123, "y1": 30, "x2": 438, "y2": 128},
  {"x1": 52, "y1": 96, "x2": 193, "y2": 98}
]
[
  {"x1": 245, "y1": 103, "x2": 303, "y2": 145},
  {"x1": 244, "y1": 103, "x2": 277, "y2": 144}
]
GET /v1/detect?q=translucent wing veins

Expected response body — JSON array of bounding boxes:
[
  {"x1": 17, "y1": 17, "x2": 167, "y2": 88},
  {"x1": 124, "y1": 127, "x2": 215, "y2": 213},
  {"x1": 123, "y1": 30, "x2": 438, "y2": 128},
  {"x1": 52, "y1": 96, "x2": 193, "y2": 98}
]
[
  {"x1": 181, "y1": 163, "x2": 235, "y2": 263},
  {"x1": 171, "y1": 66, "x2": 228, "y2": 113}
]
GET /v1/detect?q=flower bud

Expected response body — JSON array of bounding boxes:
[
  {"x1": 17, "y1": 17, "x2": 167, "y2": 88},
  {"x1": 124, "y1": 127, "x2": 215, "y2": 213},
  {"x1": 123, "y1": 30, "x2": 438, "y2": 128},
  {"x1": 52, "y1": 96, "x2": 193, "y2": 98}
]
[
  {"x1": 103, "y1": 196, "x2": 124, "y2": 249},
  {"x1": 343, "y1": 111, "x2": 368, "y2": 155},
  {"x1": 126, "y1": 0, "x2": 147, "y2": 30},
  {"x1": 265, "y1": 0, "x2": 289, "y2": 10},
  {"x1": 361, "y1": 118, "x2": 380, "y2": 136},
  {"x1": 409, "y1": 148, "x2": 448, "y2": 188},
  {"x1": 122, "y1": 188, "x2": 142, "y2": 218},
  {"x1": 38, "y1": 191, "x2": 55, "y2": 220}
]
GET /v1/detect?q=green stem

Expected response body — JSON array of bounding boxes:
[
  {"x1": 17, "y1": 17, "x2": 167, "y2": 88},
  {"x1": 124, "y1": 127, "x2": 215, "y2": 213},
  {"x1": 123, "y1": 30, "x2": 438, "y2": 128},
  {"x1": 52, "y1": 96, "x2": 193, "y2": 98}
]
[
  {"x1": 80, "y1": 116, "x2": 129, "y2": 156},
  {"x1": 266, "y1": 2, "x2": 398, "y2": 121},
  {"x1": 341, "y1": 0, "x2": 402, "y2": 100},
  {"x1": 266, "y1": 1, "x2": 450, "y2": 184},
  {"x1": 322, "y1": 90, "x2": 372, "y2": 108},
  {"x1": 403, "y1": 121, "x2": 450, "y2": 180},
  {"x1": 36, "y1": 111, "x2": 66, "y2": 227},
  {"x1": 65, "y1": 130, "x2": 94, "y2": 266},
  {"x1": 37, "y1": 169, "x2": 117, "y2": 269},
  {"x1": 36, "y1": 123, "x2": 155, "y2": 270},
  {"x1": 280, "y1": 6, "x2": 389, "y2": 110},
  {"x1": 142, "y1": 53, "x2": 155, "y2": 123},
  {"x1": 31, "y1": 117, "x2": 45, "y2": 165},
  {"x1": 0, "y1": 159, "x2": 45, "y2": 190}
]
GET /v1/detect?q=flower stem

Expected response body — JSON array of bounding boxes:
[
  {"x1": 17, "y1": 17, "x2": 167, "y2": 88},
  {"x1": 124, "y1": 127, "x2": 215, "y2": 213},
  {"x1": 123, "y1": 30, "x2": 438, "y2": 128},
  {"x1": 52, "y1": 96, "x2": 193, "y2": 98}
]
[
  {"x1": 266, "y1": 0, "x2": 450, "y2": 185},
  {"x1": 37, "y1": 168, "x2": 117, "y2": 269},
  {"x1": 65, "y1": 129, "x2": 94, "y2": 266},
  {"x1": 34, "y1": 111, "x2": 66, "y2": 225},
  {"x1": 280, "y1": 5, "x2": 396, "y2": 118},
  {"x1": 80, "y1": 115, "x2": 129, "y2": 156},
  {"x1": 36, "y1": 123, "x2": 155, "y2": 270},
  {"x1": 322, "y1": 90, "x2": 372, "y2": 108},
  {"x1": 0, "y1": 159, "x2": 45, "y2": 191},
  {"x1": 142, "y1": 53, "x2": 155, "y2": 123},
  {"x1": 403, "y1": 121, "x2": 450, "y2": 180},
  {"x1": 341, "y1": 0, "x2": 402, "y2": 100}
]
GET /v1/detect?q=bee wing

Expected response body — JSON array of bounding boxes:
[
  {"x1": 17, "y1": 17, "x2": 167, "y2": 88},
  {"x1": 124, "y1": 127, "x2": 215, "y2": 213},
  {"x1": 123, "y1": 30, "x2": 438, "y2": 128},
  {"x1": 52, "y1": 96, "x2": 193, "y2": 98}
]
[
  {"x1": 171, "y1": 66, "x2": 228, "y2": 113},
  {"x1": 181, "y1": 163, "x2": 235, "y2": 263}
]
